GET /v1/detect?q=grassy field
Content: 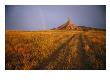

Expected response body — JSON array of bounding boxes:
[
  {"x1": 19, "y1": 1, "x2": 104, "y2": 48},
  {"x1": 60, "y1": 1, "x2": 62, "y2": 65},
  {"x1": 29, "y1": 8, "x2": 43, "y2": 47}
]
[{"x1": 5, "y1": 30, "x2": 106, "y2": 70}]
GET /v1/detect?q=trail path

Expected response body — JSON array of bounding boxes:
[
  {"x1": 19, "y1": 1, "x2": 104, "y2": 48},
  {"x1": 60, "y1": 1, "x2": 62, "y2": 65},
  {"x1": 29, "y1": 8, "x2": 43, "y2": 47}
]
[{"x1": 36, "y1": 34, "x2": 78, "y2": 69}]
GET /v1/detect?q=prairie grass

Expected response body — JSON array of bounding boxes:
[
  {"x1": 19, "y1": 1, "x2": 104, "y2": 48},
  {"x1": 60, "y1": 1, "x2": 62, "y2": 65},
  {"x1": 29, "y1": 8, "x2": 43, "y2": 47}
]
[{"x1": 5, "y1": 30, "x2": 106, "y2": 70}]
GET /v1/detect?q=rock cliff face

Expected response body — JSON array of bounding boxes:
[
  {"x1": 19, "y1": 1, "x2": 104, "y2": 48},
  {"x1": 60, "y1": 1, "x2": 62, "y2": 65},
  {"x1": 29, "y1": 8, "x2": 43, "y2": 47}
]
[{"x1": 53, "y1": 18, "x2": 81, "y2": 30}]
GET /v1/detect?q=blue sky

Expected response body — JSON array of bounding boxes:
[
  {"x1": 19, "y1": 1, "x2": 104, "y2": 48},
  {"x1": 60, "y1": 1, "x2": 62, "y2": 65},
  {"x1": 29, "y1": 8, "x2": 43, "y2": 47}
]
[{"x1": 5, "y1": 5, "x2": 106, "y2": 30}]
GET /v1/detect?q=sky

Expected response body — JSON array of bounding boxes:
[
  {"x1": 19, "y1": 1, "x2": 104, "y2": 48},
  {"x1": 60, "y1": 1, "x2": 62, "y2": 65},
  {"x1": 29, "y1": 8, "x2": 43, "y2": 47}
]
[{"x1": 5, "y1": 5, "x2": 106, "y2": 30}]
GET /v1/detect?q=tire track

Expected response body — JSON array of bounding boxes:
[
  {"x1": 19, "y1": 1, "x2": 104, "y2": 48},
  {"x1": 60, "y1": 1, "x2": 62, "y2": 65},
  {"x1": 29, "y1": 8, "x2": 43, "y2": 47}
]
[
  {"x1": 70, "y1": 32, "x2": 92, "y2": 69},
  {"x1": 45, "y1": 34, "x2": 79, "y2": 70},
  {"x1": 45, "y1": 32, "x2": 90, "y2": 70},
  {"x1": 35, "y1": 33, "x2": 78, "y2": 70}
]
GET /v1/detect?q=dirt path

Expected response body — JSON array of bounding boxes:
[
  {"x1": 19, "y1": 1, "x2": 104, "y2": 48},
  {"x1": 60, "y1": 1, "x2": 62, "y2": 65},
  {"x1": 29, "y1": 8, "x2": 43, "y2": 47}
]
[
  {"x1": 35, "y1": 34, "x2": 78, "y2": 69},
  {"x1": 36, "y1": 32, "x2": 91, "y2": 70},
  {"x1": 74, "y1": 33, "x2": 93, "y2": 69},
  {"x1": 44, "y1": 33, "x2": 79, "y2": 70}
]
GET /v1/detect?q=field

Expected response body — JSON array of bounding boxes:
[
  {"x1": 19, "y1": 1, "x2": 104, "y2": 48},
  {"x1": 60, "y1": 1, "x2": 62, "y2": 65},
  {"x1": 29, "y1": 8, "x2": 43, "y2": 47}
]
[{"x1": 5, "y1": 30, "x2": 106, "y2": 70}]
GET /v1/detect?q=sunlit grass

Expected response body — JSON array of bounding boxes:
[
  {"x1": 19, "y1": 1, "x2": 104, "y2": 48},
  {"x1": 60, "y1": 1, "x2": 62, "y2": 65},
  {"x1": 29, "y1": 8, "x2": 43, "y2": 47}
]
[{"x1": 5, "y1": 30, "x2": 106, "y2": 70}]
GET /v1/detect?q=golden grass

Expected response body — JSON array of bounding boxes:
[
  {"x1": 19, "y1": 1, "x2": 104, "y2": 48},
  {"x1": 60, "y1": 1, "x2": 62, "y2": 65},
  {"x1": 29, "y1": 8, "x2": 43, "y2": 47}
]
[{"x1": 5, "y1": 30, "x2": 106, "y2": 70}]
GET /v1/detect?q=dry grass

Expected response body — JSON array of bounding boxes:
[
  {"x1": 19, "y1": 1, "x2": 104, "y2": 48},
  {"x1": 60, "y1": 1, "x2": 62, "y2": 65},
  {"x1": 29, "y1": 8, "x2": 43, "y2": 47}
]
[{"x1": 5, "y1": 30, "x2": 106, "y2": 70}]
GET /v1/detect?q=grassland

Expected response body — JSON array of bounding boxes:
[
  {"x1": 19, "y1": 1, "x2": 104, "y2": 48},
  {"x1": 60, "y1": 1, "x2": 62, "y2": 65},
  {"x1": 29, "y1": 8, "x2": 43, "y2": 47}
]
[{"x1": 5, "y1": 30, "x2": 106, "y2": 70}]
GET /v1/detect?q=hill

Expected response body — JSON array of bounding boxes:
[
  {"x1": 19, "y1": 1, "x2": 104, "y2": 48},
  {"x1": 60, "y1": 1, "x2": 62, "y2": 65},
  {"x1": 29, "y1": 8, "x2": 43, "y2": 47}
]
[{"x1": 52, "y1": 18, "x2": 105, "y2": 31}]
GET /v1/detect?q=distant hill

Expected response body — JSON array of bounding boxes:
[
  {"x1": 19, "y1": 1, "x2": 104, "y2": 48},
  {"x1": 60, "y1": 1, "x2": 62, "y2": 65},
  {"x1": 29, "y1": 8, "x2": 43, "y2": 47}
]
[{"x1": 51, "y1": 18, "x2": 105, "y2": 31}]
